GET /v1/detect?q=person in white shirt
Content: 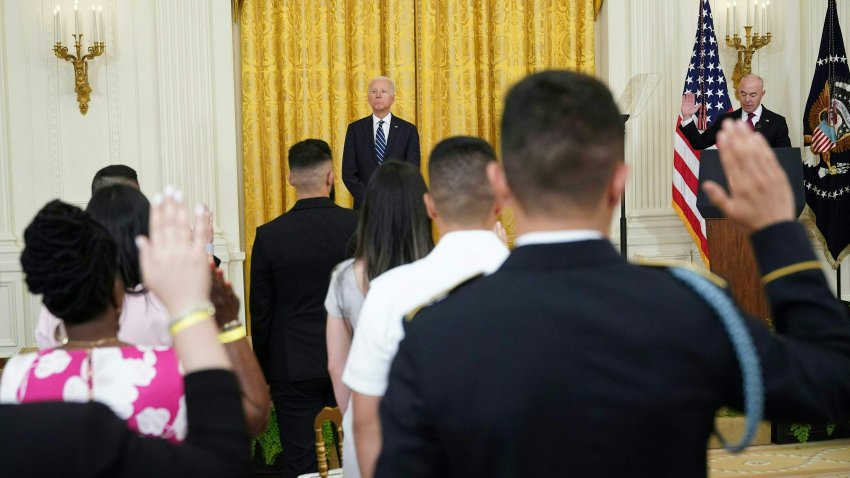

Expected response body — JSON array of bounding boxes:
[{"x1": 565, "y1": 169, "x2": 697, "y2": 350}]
[
  {"x1": 343, "y1": 136, "x2": 510, "y2": 478},
  {"x1": 324, "y1": 161, "x2": 433, "y2": 478}
]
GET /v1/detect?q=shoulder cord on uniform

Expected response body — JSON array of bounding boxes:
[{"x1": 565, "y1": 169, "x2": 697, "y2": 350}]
[{"x1": 669, "y1": 267, "x2": 764, "y2": 453}]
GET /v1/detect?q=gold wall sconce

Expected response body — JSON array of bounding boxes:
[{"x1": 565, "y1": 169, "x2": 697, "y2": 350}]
[
  {"x1": 52, "y1": 2, "x2": 105, "y2": 115},
  {"x1": 724, "y1": 0, "x2": 772, "y2": 94}
]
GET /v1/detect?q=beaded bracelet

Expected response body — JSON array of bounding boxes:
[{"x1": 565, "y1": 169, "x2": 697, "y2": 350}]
[
  {"x1": 169, "y1": 303, "x2": 216, "y2": 335},
  {"x1": 218, "y1": 326, "x2": 247, "y2": 344},
  {"x1": 219, "y1": 319, "x2": 241, "y2": 332}
]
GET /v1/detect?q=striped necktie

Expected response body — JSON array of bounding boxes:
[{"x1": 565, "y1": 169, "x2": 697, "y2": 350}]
[{"x1": 376, "y1": 120, "x2": 387, "y2": 165}]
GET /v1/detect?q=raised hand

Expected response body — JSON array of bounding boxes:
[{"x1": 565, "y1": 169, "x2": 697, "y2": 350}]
[
  {"x1": 703, "y1": 120, "x2": 795, "y2": 234},
  {"x1": 210, "y1": 267, "x2": 240, "y2": 329},
  {"x1": 198, "y1": 205, "x2": 215, "y2": 260},
  {"x1": 681, "y1": 92, "x2": 699, "y2": 118},
  {"x1": 136, "y1": 188, "x2": 212, "y2": 316}
]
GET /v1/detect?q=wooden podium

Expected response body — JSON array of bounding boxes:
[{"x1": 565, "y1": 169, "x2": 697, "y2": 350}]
[
  {"x1": 706, "y1": 219, "x2": 770, "y2": 320},
  {"x1": 697, "y1": 147, "x2": 806, "y2": 322}
]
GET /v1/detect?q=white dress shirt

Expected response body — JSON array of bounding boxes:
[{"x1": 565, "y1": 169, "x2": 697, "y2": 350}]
[
  {"x1": 514, "y1": 229, "x2": 603, "y2": 246},
  {"x1": 373, "y1": 112, "x2": 392, "y2": 144},
  {"x1": 340, "y1": 230, "x2": 506, "y2": 478},
  {"x1": 343, "y1": 230, "x2": 509, "y2": 397},
  {"x1": 740, "y1": 104, "x2": 763, "y2": 125}
]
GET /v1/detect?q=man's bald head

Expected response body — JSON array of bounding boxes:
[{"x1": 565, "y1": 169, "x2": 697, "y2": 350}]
[{"x1": 738, "y1": 74, "x2": 766, "y2": 114}]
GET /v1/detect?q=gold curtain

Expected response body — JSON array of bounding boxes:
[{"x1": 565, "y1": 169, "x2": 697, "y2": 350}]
[{"x1": 241, "y1": 0, "x2": 596, "y2": 318}]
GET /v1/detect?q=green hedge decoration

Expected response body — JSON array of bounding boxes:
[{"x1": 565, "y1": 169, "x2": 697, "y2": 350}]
[
  {"x1": 250, "y1": 407, "x2": 340, "y2": 467},
  {"x1": 251, "y1": 407, "x2": 283, "y2": 465}
]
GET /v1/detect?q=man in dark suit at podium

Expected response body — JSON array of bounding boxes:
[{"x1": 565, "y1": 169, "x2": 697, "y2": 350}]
[
  {"x1": 680, "y1": 74, "x2": 791, "y2": 149},
  {"x1": 342, "y1": 76, "x2": 421, "y2": 208}
]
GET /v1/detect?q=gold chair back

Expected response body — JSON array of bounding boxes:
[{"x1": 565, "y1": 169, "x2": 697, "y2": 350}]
[{"x1": 313, "y1": 406, "x2": 343, "y2": 478}]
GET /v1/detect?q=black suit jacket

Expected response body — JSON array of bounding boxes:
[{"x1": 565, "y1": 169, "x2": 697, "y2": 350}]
[
  {"x1": 0, "y1": 370, "x2": 246, "y2": 478},
  {"x1": 250, "y1": 197, "x2": 358, "y2": 384},
  {"x1": 342, "y1": 114, "x2": 421, "y2": 208},
  {"x1": 377, "y1": 222, "x2": 850, "y2": 478},
  {"x1": 680, "y1": 107, "x2": 791, "y2": 149}
]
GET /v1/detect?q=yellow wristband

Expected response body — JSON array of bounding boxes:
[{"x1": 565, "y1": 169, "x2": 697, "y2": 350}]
[
  {"x1": 218, "y1": 326, "x2": 247, "y2": 344},
  {"x1": 170, "y1": 310, "x2": 214, "y2": 335}
]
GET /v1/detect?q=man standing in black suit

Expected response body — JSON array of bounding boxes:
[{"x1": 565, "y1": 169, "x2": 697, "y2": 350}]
[
  {"x1": 376, "y1": 71, "x2": 850, "y2": 477},
  {"x1": 680, "y1": 73, "x2": 791, "y2": 149},
  {"x1": 250, "y1": 140, "x2": 358, "y2": 478},
  {"x1": 342, "y1": 76, "x2": 421, "y2": 208}
]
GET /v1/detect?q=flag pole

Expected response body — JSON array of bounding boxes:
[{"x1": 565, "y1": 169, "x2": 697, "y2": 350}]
[
  {"x1": 837, "y1": 264, "x2": 842, "y2": 301},
  {"x1": 621, "y1": 114, "x2": 630, "y2": 258}
]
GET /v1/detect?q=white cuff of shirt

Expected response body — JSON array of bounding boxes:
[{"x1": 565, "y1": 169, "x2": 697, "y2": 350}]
[{"x1": 680, "y1": 114, "x2": 695, "y2": 126}]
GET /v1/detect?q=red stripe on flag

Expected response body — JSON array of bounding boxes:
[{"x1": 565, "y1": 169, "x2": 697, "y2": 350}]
[
  {"x1": 672, "y1": 186, "x2": 709, "y2": 258},
  {"x1": 673, "y1": 150, "x2": 700, "y2": 195},
  {"x1": 673, "y1": 119, "x2": 709, "y2": 265},
  {"x1": 812, "y1": 129, "x2": 834, "y2": 153}
]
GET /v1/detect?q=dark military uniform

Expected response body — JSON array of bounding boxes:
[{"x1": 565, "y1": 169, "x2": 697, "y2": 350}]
[{"x1": 376, "y1": 222, "x2": 850, "y2": 478}]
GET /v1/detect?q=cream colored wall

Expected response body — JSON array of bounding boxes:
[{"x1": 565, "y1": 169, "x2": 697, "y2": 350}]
[
  {"x1": 597, "y1": 0, "x2": 850, "y2": 299},
  {"x1": 0, "y1": 0, "x2": 245, "y2": 356}
]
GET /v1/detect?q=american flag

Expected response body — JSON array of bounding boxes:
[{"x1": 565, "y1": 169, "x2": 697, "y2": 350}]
[
  {"x1": 672, "y1": 0, "x2": 733, "y2": 267},
  {"x1": 811, "y1": 118, "x2": 837, "y2": 154}
]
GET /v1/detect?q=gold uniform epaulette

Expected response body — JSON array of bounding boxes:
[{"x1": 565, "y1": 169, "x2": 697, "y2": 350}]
[
  {"x1": 404, "y1": 273, "x2": 485, "y2": 322},
  {"x1": 633, "y1": 257, "x2": 728, "y2": 289}
]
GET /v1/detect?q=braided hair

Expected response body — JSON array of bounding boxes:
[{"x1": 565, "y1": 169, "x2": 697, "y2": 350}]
[{"x1": 20, "y1": 200, "x2": 118, "y2": 325}]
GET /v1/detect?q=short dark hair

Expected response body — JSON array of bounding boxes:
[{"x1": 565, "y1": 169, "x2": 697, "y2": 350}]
[
  {"x1": 91, "y1": 165, "x2": 139, "y2": 195},
  {"x1": 501, "y1": 70, "x2": 624, "y2": 215},
  {"x1": 355, "y1": 161, "x2": 433, "y2": 281},
  {"x1": 86, "y1": 184, "x2": 150, "y2": 292},
  {"x1": 428, "y1": 136, "x2": 497, "y2": 224},
  {"x1": 303, "y1": 139, "x2": 332, "y2": 156},
  {"x1": 288, "y1": 140, "x2": 331, "y2": 171},
  {"x1": 21, "y1": 200, "x2": 118, "y2": 325}
]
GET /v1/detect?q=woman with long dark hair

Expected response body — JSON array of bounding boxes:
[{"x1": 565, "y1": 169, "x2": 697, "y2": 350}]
[
  {"x1": 35, "y1": 184, "x2": 171, "y2": 348},
  {"x1": 325, "y1": 160, "x2": 433, "y2": 478}
]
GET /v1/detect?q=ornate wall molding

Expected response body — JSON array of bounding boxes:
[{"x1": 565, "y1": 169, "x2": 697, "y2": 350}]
[
  {"x1": 154, "y1": 0, "x2": 217, "y2": 210},
  {"x1": 0, "y1": 276, "x2": 23, "y2": 351},
  {"x1": 0, "y1": 2, "x2": 13, "y2": 240},
  {"x1": 45, "y1": 0, "x2": 63, "y2": 199},
  {"x1": 105, "y1": 0, "x2": 122, "y2": 166}
]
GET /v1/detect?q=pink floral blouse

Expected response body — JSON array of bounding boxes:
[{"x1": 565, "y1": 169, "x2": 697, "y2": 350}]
[{"x1": 0, "y1": 346, "x2": 186, "y2": 443}]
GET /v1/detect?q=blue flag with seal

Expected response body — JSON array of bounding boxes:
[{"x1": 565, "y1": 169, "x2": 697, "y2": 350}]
[{"x1": 803, "y1": 0, "x2": 850, "y2": 268}]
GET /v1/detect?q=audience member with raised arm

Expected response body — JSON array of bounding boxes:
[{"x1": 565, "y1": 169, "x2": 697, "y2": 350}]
[
  {"x1": 377, "y1": 70, "x2": 850, "y2": 477},
  {"x1": 35, "y1": 184, "x2": 171, "y2": 349},
  {"x1": 3, "y1": 198, "x2": 187, "y2": 441},
  {"x1": 23, "y1": 184, "x2": 270, "y2": 438},
  {"x1": 345, "y1": 137, "x2": 508, "y2": 478},
  {"x1": 0, "y1": 190, "x2": 246, "y2": 477},
  {"x1": 325, "y1": 160, "x2": 433, "y2": 478}
]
